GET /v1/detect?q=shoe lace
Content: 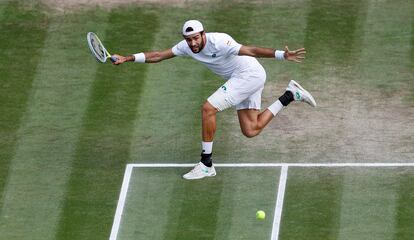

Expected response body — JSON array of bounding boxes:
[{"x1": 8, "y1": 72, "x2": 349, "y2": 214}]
[{"x1": 190, "y1": 163, "x2": 203, "y2": 173}]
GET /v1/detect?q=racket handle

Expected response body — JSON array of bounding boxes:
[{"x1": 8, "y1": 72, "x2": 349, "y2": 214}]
[{"x1": 110, "y1": 56, "x2": 118, "y2": 63}]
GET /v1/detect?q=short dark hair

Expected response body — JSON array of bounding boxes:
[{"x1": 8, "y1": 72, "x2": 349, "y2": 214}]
[{"x1": 185, "y1": 27, "x2": 194, "y2": 32}]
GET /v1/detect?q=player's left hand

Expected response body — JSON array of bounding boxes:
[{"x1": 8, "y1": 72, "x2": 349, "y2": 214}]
[{"x1": 284, "y1": 46, "x2": 306, "y2": 63}]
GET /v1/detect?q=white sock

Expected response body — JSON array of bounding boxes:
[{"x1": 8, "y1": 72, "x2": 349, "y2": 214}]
[
  {"x1": 202, "y1": 141, "x2": 213, "y2": 154},
  {"x1": 267, "y1": 100, "x2": 284, "y2": 116}
]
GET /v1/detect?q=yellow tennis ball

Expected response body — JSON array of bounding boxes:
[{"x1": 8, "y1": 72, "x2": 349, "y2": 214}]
[{"x1": 256, "y1": 210, "x2": 265, "y2": 220}]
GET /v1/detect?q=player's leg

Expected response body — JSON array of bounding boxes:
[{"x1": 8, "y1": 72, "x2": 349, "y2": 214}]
[
  {"x1": 235, "y1": 84, "x2": 275, "y2": 138},
  {"x1": 237, "y1": 80, "x2": 317, "y2": 138},
  {"x1": 201, "y1": 101, "x2": 217, "y2": 142},
  {"x1": 199, "y1": 100, "x2": 217, "y2": 168},
  {"x1": 237, "y1": 108, "x2": 274, "y2": 138},
  {"x1": 184, "y1": 70, "x2": 268, "y2": 180},
  {"x1": 183, "y1": 86, "x2": 232, "y2": 180}
]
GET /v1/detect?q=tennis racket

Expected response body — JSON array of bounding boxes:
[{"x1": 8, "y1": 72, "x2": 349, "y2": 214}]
[{"x1": 86, "y1": 32, "x2": 118, "y2": 63}]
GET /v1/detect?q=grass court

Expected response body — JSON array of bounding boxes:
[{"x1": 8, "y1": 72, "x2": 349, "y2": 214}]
[{"x1": 0, "y1": 0, "x2": 413, "y2": 239}]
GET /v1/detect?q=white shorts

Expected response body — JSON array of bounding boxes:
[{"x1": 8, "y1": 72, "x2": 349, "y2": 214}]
[{"x1": 207, "y1": 67, "x2": 266, "y2": 111}]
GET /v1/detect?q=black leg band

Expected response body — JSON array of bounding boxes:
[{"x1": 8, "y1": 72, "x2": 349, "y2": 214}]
[{"x1": 278, "y1": 91, "x2": 294, "y2": 106}]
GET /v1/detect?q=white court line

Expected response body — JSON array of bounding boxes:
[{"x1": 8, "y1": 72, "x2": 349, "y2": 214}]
[
  {"x1": 271, "y1": 165, "x2": 288, "y2": 240},
  {"x1": 109, "y1": 165, "x2": 134, "y2": 240},
  {"x1": 109, "y1": 162, "x2": 414, "y2": 240},
  {"x1": 129, "y1": 162, "x2": 414, "y2": 168}
]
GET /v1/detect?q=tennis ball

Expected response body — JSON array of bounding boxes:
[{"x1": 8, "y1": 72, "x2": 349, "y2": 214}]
[{"x1": 256, "y1": 210, "x2": 265, "y2": 220}]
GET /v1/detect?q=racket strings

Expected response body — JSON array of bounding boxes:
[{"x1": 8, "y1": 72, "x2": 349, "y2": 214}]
[
  {"x1": 87, "y1": 32, "x2": 108, "y2": 62},
  {"x1": 91, "y1": 38, "x2": 105, "y2": 59}
]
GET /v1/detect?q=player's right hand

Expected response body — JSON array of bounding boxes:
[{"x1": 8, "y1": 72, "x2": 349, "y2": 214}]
[{"x1": 111, "y1": 54, "x2": 126, "y2": 65}]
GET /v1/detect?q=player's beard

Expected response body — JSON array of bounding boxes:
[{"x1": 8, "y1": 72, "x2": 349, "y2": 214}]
[{"x1": 192, "y1": 35, "x2": 205, "y2": 53}]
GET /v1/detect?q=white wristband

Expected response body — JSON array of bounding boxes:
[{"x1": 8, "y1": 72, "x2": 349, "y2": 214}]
[
  {"x1": 133, "y1": 53, "x2": 146, "y2": 63},
  {"x1": 275, "y1": 50, "x2": 285, "y2": 60}
]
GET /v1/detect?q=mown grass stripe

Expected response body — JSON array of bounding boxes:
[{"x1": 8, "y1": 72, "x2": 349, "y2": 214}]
[
  {"x1": 123, "y1": 3, "x2": 257, "y2": 239},
  {"x1": 127, "y1": 9, "x2": 208, "y2": 164},
  {"x1": 300, "y1": 0, "x2": 414, "y2": 165},
  {"x1": 410, "y1": 19, "x2": 414, "y2": 104},
  {"x1": 347, "y1": 0, "x2": 414, "y2": 163},
  {"x1": 355, "y1": 0, "x2": 414, "y2": 92},
  {"x1": 0, "y1": 10, "x2": 108, "y2": 240},
  {"x1": 337, "y1": 169, "x2": 398, "y2": 240},
  {"x1": 280, "y1": 168, "x2": 343, "y2": 239},
  {"x1": 55, "y1": 7, "x2": 159, "y2": 240},
  {"x1": 118, "y1": 167, "x2": 279, "y2": 240},
  {"x1": 394, "y1": 168, "x2": 414, "y2": 239},
  {"x1": 160, "y1": 4, "x2": 257, "y2": 240},
  {"x1": 0, "y1": 0, "x2": 48, "y2": 210},
  {"x1": 124, "y1": 7, "x2": 214, "y2": 239},
  {"x1": 300, "y1": 0, "x2": 367, "y2": 107},
  {"x1": 346, "y1": 2, "x2": 414, "y2": 239},
  {"x1": 303, "y1": 0, "x2": 367, "y2": 67},
  {"x1": 117, "y1": 169, "x2": 187, "y2": 240},
  {"x1": 211, "y1": 0, "x2": 312, "y2": 164},
  {"x1": 198, "y1": 3, "x2": 255, "y2": 164},
  {"x1": 0, "y1": 0, "x2": 9, "y2": 19}
]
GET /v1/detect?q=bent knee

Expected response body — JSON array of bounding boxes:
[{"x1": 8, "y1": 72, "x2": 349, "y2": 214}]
[
  {"x1": 202, "y1": 101, "x2": 217, "y2": 116},
  {"x1": 241, "y1": 129, "x2": 260, "y2": 138}
]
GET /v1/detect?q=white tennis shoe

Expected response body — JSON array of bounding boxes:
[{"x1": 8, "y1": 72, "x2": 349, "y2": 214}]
[
  {"x1": 287, "y1": 80, "x2": 317, "y2": 107},
  {"x1": 183, "y1": 162, "x2": 216, "y2": 180}
]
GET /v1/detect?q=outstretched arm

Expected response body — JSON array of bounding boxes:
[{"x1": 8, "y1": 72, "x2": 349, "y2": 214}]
[
  {"x1": 239, "y1": 45, "x2": 306, "y2": 63},
  {"x1": 112, "y1": 48, "x2": 175, "y2": 65}
]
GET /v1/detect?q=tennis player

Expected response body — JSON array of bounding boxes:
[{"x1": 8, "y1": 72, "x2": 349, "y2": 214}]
[{"x1": 112, "y1": 20, "x2": 316, "y2": 180}]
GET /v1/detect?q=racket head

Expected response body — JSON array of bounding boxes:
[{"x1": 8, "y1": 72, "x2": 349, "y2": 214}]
[{"x1": 87, "y1": 32, "x2": 109, "y2": 63}]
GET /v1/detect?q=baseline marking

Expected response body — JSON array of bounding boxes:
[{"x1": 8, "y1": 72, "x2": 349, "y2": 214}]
[
  {"x1": 271, "y1": 165, "x2": 288, "y2": 240},
  {"x1": 129, "y1": 162, "x2": 414, "y2": 168},
  {"x1": 109, "y1": 162, "x2": 414, "y2": 240}
]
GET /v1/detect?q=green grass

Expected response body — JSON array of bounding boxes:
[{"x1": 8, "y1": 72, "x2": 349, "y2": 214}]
[
  {"x1": 0, "y1": 0, "x2": 49, "y2": 208},
  {"x1": 280, "y1": 168, "x2": 343, "y2": 239},
  {"x1": 0, "y1": 0, "x2": 413, "y2": 239},
  {"x1": 115, "y1": 166, "x2": 414, "y2": 240},
  {"x1": 55, "y1": 8, "x2": 159, "y2": 240},
  {"x1": 119, "y1": 167, "x2": 279, "y2": 240},
  {"x1": 281, "y1": 168, "x2": 414, "y2": 240}
]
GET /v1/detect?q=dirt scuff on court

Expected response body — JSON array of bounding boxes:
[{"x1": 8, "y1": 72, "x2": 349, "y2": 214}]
[{"x1": 262, "y1": 79, "x2": 414, "y2": 163}]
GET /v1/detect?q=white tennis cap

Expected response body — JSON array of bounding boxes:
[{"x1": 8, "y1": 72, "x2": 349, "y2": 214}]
[{"x1": 182, "y1": 20, "x2": 204, "y2": 36}]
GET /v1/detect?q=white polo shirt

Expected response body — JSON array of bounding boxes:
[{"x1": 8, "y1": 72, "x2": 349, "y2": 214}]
[{"x1": 172, "y1": 32, "x2": 264, "y2": 80}]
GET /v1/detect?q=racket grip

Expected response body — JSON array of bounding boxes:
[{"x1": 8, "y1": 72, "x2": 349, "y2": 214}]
[{"x1": 110, "y1": 56, "x2": 118, "y2": 63}]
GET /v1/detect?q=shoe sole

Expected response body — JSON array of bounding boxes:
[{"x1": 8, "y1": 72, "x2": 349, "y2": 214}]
[
  {"x1": 183, "y1": 174, "x2": 216, "y2": 180},
  {"x1": 183, "y1": 171, "x2": 216, "y2": 180}
]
